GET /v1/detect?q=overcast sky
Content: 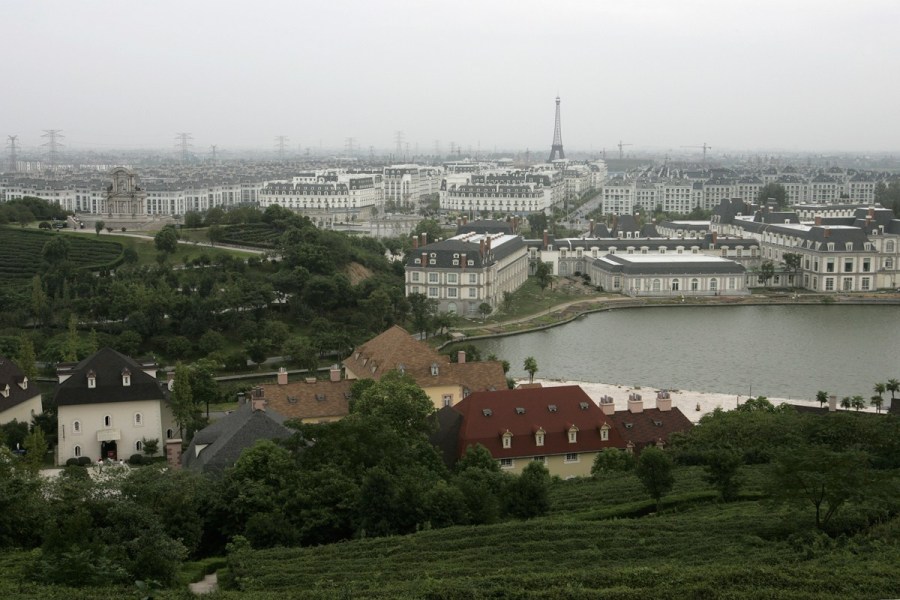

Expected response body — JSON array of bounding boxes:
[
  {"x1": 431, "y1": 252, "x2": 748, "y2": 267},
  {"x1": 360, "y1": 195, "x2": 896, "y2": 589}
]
[{"x1": 3, "y1": 0, "x2": 899, "y2": 155}]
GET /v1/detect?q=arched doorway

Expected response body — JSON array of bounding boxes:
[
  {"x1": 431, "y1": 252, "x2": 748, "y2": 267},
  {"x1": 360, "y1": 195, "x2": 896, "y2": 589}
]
[{"x1": 100, "y1": 440, "x2": 118, "y2": 461}]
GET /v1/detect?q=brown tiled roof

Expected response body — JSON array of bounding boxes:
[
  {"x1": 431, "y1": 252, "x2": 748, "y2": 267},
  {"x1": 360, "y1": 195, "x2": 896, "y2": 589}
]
[
  {"x1": 343, "y1": 325, "x2": 445, "y2": 381},
  {"x1": 344, "y1": 325, "x2": 507, "y2": 393},
  {"x1": 260, "y1": 379, "x2": 352, "y2": 421},
  {"x1": 608, "y1": 406, "x2": 693, "y2": 451},
  {"x1": 453, "y1": 385, "x2": 625, "y2": 459}
]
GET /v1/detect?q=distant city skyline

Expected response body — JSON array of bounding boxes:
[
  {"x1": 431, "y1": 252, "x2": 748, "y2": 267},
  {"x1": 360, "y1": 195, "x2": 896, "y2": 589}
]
[{"x1": 3, "y1": 0, "x2": 899, "y2": 154}]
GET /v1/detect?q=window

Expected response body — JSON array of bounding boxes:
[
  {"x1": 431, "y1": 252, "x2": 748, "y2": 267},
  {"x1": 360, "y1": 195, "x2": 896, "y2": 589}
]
[
  {"x1": 861, "y1": 277, "x2": 870, "y2": 291},
  {"x1": 844, "y1": 259, "x2": 853, "y2": 273},
  {"x1": 842, "y1": 277, "x2": 853, "y2": 291},
  {"x1": 886, "y1": 258, "x2": 895, "y2": 270},
  {"x1": 135, "y1": 440, "x2": 143, "y2": 452},
  {"x1": 671, "y1": 279, "x2": 680, "y2": 291},
  {"x1": 886, "y1": 241, "x2": 896, "y2": 253},
  {"x1": 691, "y1": 278, "x2": 699, "y2": 291},
  {"x1": 862, "y1": 258, "x2": 871, "y2": 272},
  {"x1": 468, "y1": 274, "x2": 477, "y2": 283},
  {"x1": 447, "y1": 273, "x2": 458, "y2": 284},
  {"x1": 411, "y1": 272, "x2": 420, "y2": 282},
  {"x1": 825, "y1": 277, "x2": 834, "y2": 291},
  {"x1": 428, "y1": 287, "x2": 438, "y2": 297},
  {"x1": 565, "y1": 453, "x2": 579, "y2": 463},
  {"x1": 468, "y1": 288, "x2": 477, "y2": 298},
  {"x1": 73, "y1": 420, "x2": 81, "y2": 434},
  {"x1": 600, "y1": 426, "x2": 609, "y2": 441},
  {"x1": 535, "y1": 429, "x2": 545, "y2": 446},
  {"x1": 499, "y1": 458, "x2": 514, "y2": 469},
  {"x1": 502, "y1": 431, "x2": 512, "y2": 449},
  {"x1": 428, "y1": 273, "x2": 439, "y2": 283},
  {"x1": 103, "y1": 415, "x2": 111, "y2": 428},
  {"x1": 166, "y1": 428, "x2": 174, "y2": 439},
  {"x1": 533, "y1": 456, "x2": 546, "y2": 464},
  {"x1": 652, "y1": 279, "x2": 661, "y2": 292},
  {"x1": 568, "y1": 427, "x2": 578, "y2": 443},
  {"x1": 74, "y1": 445, "x2": 81, "y2": 458},
  {"x1": 447, "y1": 288, "x2": 458, "y2": 298},
  {"x1": 442, "y1": 394, "x2": 452, "y2": 407},
  {"x1": 134, "y1": 413, "x2": 143, "y2": 427},
  {"x1": 710, "y1": 278, "x2": 718, "y2": 292}
]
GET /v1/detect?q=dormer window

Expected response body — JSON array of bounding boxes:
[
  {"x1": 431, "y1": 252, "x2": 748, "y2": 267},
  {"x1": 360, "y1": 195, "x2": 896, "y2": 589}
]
[
  {"x1": 568, "y1": 425, "x2": 579, "y2": 443},
  {"x1": 0, "y1": 384, "x2": 8, "y2": 398},
  {"x1": 599, "y1": 423, "x2": 610, "y2": 441},
  {"x1": 535, "y1": 427, "x2": 545, "y2": 446},
  {"x1": 87, "y1": 370, "x2": 96, "y2": 389},
  {"x1": 122, "y1": 368, "x2": 131, "y2": 387},
  {"x1": 501, "y1": 430, "x2": 513, "y2": 449},
  {"x1": 548, "y1": 404, "x2": 558, "y2": 413},
  {"x1": 17, "y1": 377, "x2": 27, "y2": 390},
  {"x1": 430, "y1": 363, "x2": 439, "y2": 376}
]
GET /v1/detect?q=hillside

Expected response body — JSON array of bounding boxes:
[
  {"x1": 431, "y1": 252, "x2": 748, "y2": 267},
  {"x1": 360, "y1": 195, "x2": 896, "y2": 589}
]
[{"x1": 216, "y1": 466, "x2": 900, "y2": 600}]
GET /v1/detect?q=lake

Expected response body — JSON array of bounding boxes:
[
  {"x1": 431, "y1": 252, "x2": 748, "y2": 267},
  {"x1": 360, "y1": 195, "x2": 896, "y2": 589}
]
[{"x1": 471, "y1": 304, "x2": 900, "y2": 401}]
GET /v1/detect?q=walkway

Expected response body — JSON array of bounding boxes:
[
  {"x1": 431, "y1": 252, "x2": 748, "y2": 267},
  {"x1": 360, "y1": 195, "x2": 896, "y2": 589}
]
[{"x1": 189, "y1": 573, "x2": 218, "y2": 595}]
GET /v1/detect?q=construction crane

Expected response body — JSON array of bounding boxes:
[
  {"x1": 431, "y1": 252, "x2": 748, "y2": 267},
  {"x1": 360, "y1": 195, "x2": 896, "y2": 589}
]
[
  {"x1": 617, "y1": 141, "x2": 632, "y2": 159},
  {"x1": 681, "y1": 143, "x2": 712, "y2": 162}
]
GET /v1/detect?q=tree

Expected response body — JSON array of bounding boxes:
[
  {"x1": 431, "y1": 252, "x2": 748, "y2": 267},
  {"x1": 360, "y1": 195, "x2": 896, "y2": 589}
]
[
  {"x1": 412, "y1": 219, "x2": 443, "y2": 245},
  {"x1": 16, "y1": 336, "x2": 38, "y2": 381},
  {"x1": 22, "y1": 428, "x2": 48, "y2": 473},
  {"x1": 154, "y1": 226, "x2": 179, "y2": 256},
  {"x1": 591, "y1": 448, "x2": 634, "y2": 476},
  {"x1": 635, "y1": 446, "x2": 674, "y2": 512},
  {"x1": 526, "y1": 212, "x2": 548, "y2": 235},
  {"x1": 502, "y1": 460, "x2": 550, "y2": 519},
  {"x1": 501, "y1": 291, "x2": 514, "y2": 313},
  {"x1": 351, "y1": 370, "x2": 435, "y2": 437},
  {"x1": 870, "y1": 395, "x2": 884, "y2": 413},
  {"x1": 850, "y1": 395, "x2": 866, "y2": 411},
  {"x1": 523, "y1": 356, "x2": 538, "y2": 383},
  {"x1": 170, "y1": 362, "x2": 197, "y2": 439},
  {"x1": 208, "y1": 224, "x2": 225, "y2": 245},
  {"x1": 757, "y1": 260, "x2": 775, "y2": 286},
  {"x1": 64, "y1": 313, "x2": 79, "y2": 362},
  {"x1": 767, "y1": 446, "x2": 881, "y2": 530},
  {"x1": 757, "y1": 183, "x2": 788, "y2": 210},
  {"x1": 702, "y1": 449, "x2": 743, "y2": 501},
  {"x1": 886, "y1": 378, "x2": 899, "y2": 403},
  {"x1": 478, "y1": 302, "x2": 492, "y2": 322},
  {"x1": 30, "y1": 275, "x2": 47, "y2": 328},
  {"x1": 455, "y1": 443, "x2": 500, "y2": 473},
  {"x1": 534, "y1": 261, "x2": 552, "y2": 294},
  {"x1": 41, "y1": 236, "x2": 70, "y2": 266},
  {"x1": 408, "y1": 292, "x2": 437, "y2": 338},
  {"x1": 285, "y1": 336, "x2": 319, "y2": 373},
  {"x1": 782, "y1": 252, "x2": 802, "y2": 286},
  {"x1": 94, "y1": 220, "x2": 105, "y2": 236},
  {"x1": 183, "y1": 211, "x2": 204, "y2": 229},
  {"x1": 840, "y1": 396, "x2": 851, "y2": 410},
  {"x1": 142, "y1": 437, "x2": 159, "y2": 457},
  {"x1": 815, "y1": 390, "x2": 828, "y2": 409}
]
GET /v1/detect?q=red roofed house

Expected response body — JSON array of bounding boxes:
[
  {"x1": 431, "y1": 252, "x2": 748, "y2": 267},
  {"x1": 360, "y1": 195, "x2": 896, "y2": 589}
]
[
  {"x1": 452, "y1": 385, "x2": 625, "y2": 478},
  {"x1": 343, "y1": 325, "x2": 507, "y2": 410},
  {"x1": 602, "y1": 390, "x2": 693, "y2": 453}
]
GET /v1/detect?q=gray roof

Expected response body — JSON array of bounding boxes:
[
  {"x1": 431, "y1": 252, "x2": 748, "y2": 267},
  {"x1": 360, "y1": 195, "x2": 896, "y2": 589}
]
[
  {"x1": 0, "y1": 357, "x2": 40, "y2": 416},
  {"x1": 406, "y1": 235, "x2": 525, "y2": 269},
  {"x1": 183, "y1": 402, "x2": 293, "y2": 474},
  {"x1": 593, "y1": 254, "x2": 746, "y2": 276},
  {"x1": 54, "y1": 348, "x2": 166, "y2": 407}
]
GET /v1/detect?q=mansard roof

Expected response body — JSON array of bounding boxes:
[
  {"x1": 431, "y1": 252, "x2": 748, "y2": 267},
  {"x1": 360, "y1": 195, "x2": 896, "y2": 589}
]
[
  {"x1": 54, "y1": 348, "x2": 166, "y2": 407},
  {"x1": 0, "y1": 357, "x2": 40, "y2": 415},
  {"x1": 594, "y1": 254, "x2": 746, "y2": 276}
]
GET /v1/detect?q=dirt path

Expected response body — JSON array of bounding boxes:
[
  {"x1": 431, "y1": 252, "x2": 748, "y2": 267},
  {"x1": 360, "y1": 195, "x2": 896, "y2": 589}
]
[{"x1": 189, "y1": 572, "x2": 218, "y2": 595}]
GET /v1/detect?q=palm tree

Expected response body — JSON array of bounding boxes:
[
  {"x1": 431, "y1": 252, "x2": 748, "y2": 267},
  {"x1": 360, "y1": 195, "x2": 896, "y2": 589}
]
[
  {"x1": 523, "y1": 356, "x2": 538, "y2": 384},
  {"x1": 886, "y1": 379, "x2": 900, "y2": 403},
  {"x1": 870, "y1": 395, "x2": 884, "y2": 413},
  {"x1": 815, "y1": 390, "x2": 828, "y2": 408},
  {"x1": 850, "y1": 395, "x2": 866, "y2": 411},
  {"x1": 840, "y1": 396, "x2": 851, "y2": 410}
]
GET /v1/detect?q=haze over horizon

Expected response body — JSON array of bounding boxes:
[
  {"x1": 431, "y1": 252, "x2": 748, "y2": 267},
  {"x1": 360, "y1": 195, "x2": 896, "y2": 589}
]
[{"x1": 3, "y1": 0, "x2": 899, "y2": 155}]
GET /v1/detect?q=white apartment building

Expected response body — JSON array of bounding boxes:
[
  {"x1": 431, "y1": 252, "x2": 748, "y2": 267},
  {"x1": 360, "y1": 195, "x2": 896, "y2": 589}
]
[
  {"x1": 383, "y1": 165, "x2": 442, "y2": 208},
  {"x1": 258, "y1": 172, "x2": 383, "y2": 218}
]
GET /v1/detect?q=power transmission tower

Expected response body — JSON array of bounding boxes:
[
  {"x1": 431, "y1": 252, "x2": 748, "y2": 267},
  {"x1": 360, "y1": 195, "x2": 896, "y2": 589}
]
[
  {"x1": 548, "y1": 96, "x2": 565, "y2": 161},
  {"x1": 449, "y1": 141, "x2": 456, "y2": 157},
  {"x1": 6, "y1": 135, "x2": 18, "y2": 173},
  {"x1": 209, "y1": 145, "x2": 218, "y2": 163},
  {"x1": 344, "y1": 137, "x2": 356, "y2": 156},
  {"x1": 42, "y1": 129, "x2": 64, "y2": 168},
  {"x1": 394, "y1": 131, "x2": 404, "y2": 161},
  {"x1": 175, "y1": 132, "x2": 193, "y2": 163},
  {"x1": 369, "y1": 145, "x2": 375, "y2": 161},
  {"x1": 274, "y1": 136, "x2": 289, "y2": 160}
]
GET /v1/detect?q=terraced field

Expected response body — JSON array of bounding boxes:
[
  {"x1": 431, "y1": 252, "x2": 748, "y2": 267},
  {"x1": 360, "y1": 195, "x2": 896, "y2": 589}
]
[
  {"x1": 0, "y1": 227, "x2": 123, "y2": 294},
  {"x1": 219, "y1": 223, "x2": 282, "y2": 248}
]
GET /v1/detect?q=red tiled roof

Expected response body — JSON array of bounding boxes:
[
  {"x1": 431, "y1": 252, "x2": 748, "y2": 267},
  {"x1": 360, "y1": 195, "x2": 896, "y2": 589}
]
[
  {"x1": 608, "y1": 406, "x2": 693, "y2": 451},
  {"x1": 453, "y1": 385, "x2": 625, "y2": 459},
  {"x1": 260, "y1": 379, "x2": 351, "y2": 421}
]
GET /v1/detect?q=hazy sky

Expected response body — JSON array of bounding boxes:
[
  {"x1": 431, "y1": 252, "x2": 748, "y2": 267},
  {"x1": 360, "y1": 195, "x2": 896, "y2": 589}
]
[{"x1": 4, "y1": 0, "x2": 899, "y2": 155}]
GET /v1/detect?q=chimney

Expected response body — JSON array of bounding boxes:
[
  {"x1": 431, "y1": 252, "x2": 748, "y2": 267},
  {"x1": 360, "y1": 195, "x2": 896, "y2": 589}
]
[
  {"x1": 628, "y1": 392, "x2": 643, "y2": 414},
  {"x1": 277, "y1": 367, "x2": 288, "y2": 385},
  {"x1": 165, "y1": 439, "x2": 183, "y2": 470},
  {"x1": 814, "y1": 215, "x2": 822, "y2": 226},
  {"x1": 480, "y1": 239, "x2": 485, "y2": 256},
  {"x1": 252, "y1": 398, "x2": 266, "y2": 411},
  {"x1": 330, "y1": 365, "x2": 341, "y2": 382},
  {"x1": 711, "y1": 231, "x2": 717, "y2": 246},
  {"x1": 421, "y1": 232, "x2": 427, "y2": 247},
  {"x1": 828, "y1": 395, "x2": 837, "y2": 412},
  {"x1": 460, "y1": 252, "x2": 466, "y2": 271},
  {"x1": 599, "y1": 395, "x2": 615, "y2": 416},
  {"x1": 457, "y1": 350, "x2": 466, "y2": 364},
  {"x1": 543, "y1": 229, "x2": 548, "y2": 249},
  {"x1": 656, "y1": 390, "x2": 672, "y2": 412},
  {"x1": 456, "y1": 217, "x2": 461, "y2": 227},
  {"x1": 421, "y1": 252, "x2": 427, "y2": 268},
  {"x1": 462, "y1": 215, "x2": 468, "y2": 225},
  {"x1": 589, "y1": 219, "x2": 595, "y2": 236},
  {"x1": 823, "y1": 227, "x2": 830, "y2": 238},
  {"x1": 868, "y1": 206, "x2": 875, "y2": 218},
  {"x1": 485, "y1": 236, "x2": 492, "y2": 251},
  {"x1": 412, "y1": 236, "x2": 418, "y2": 250}
]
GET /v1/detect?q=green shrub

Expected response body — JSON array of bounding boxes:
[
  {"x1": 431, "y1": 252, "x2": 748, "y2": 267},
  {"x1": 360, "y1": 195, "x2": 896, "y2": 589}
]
[
  {"x1": 65, "y1": 458, "x2": 80, "y2": 467},
  {"x1": 128, "y1": 454, "x2": 144, "y2": 466},
  {"x1": 76, "y1": 457, "x2": 92, "y2": 466}
]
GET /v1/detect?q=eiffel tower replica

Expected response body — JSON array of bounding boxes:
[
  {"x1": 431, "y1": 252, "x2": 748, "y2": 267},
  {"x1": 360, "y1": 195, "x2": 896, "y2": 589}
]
[{"x1": 548, "y1": 96, "x2": 565, "y2": 161}]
